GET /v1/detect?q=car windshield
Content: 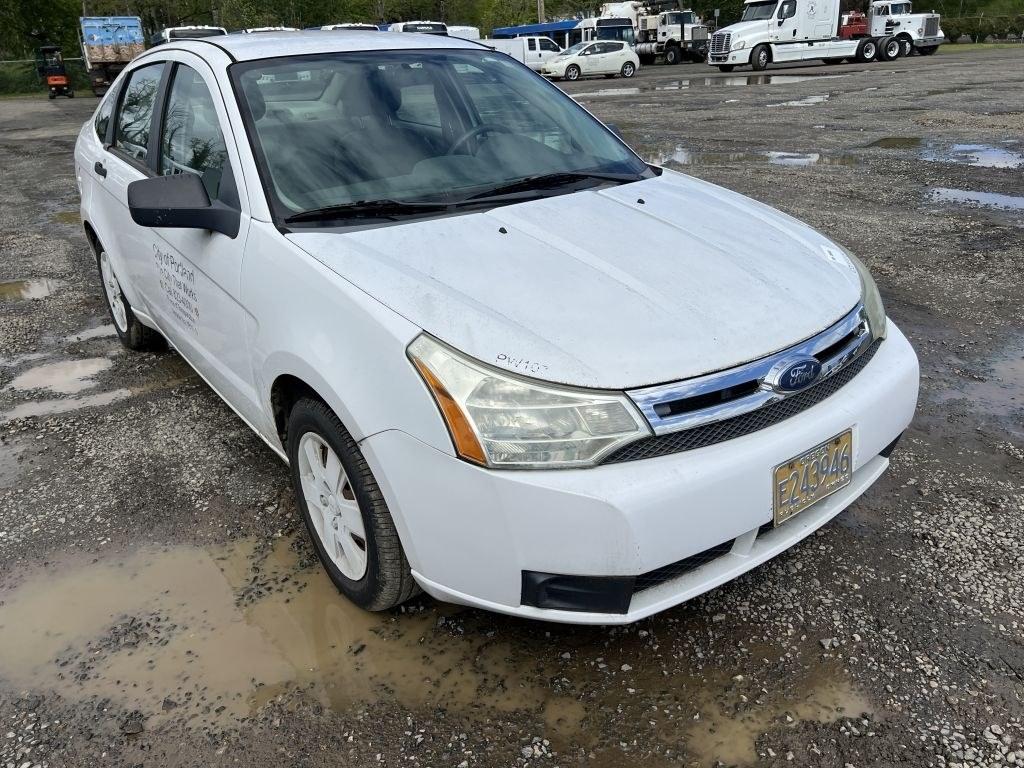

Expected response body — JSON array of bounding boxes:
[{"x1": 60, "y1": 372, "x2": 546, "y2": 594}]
[
  {"x1": 741, "y1": 1, "x2": 779, "y2": 21},
  {"x1": 889, "y1": 2, "x2": 912, "y2": 12},
  {"x1": 232, "y1": 49, "x2": 648, "y2": 223}
]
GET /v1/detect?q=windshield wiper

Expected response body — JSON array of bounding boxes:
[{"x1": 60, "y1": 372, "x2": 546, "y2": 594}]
[
  {"x1": 459, "y1": 171, "x2": 644, "y2": 203},
  {"x1": 284, "y1": 199, "x2": 451, "y2": 224}
]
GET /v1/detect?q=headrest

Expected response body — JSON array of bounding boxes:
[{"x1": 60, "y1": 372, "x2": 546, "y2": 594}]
[{"x1": 242, "y1": 77, "x2": 266, "y2": 121}]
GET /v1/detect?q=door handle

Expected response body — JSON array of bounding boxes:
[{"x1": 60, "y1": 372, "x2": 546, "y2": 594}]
[{"x1": 94, "y1": 161, "x2": 107, "y2": 178}]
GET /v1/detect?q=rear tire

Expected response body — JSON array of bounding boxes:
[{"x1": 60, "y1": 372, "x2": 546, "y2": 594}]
[
  {"x1": 856, "y1": 38, "x2": 878, "y2": 62},
  {"x1": 621, "y1": 61, "x2": 636, "y2": 78},
  {"x1": 287, "y1": 397, "x2": 419, "y2": 611},
  {"x1": 565, "y1": 64, "x2": 581, "y2": 81},
  {"x1": 750, "y1": 44, "x2": 770, "y2": 71},
  {"x1": 878, "y1": 35, "x2": 900, "y2": 60},
  {"x1": 97, "y1": 249, "x2": 164, "y2": 351}
]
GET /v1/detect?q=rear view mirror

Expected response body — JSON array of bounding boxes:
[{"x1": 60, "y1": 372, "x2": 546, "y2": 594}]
[{"x1": 128, "y1": 173, "x2": 240, "y2": 238}]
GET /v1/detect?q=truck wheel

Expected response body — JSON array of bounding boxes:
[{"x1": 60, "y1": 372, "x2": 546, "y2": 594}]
[
  {"x1": 750, "y1": 44, "x2": 770, "y2": 71},
  {"x1": 565, "y1": 64, "x2": 581, "y2": 81},
  {"x1": 898, "y1": 37, "x2": 913, "y2": 56},
  {"x1": 288, "y1": 397, "x2": 420, "y2": 611},
  {"x1": 48, "y1": 92, "x2": 55, "y2": 100},
  {"x1": 718, "y1": 65, "x2": 735, "y2": 72},
  {"x1": 918, "y1": 45, "x2": 938, "y2": 55},
  {"x1": 879, "y1": 36, "x2": 900, "y2": 60},
  {"x1": 665, "y1": 45, "x2": 681, "y2": 65},
  {"x1": 856, "y1": 39, "x2": 878, "y2": 62},
  {"x1": 621, "y1": 61, "x2": 636, "y2": 78}
]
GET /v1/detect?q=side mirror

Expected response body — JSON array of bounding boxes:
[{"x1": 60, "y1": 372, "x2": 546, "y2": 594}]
[
  {"x1": 778, "y1": 18, "x2": 785, "y2": 25},
  {"x1": 128, "y1": 173, "x2": 240, "y2": 238}
]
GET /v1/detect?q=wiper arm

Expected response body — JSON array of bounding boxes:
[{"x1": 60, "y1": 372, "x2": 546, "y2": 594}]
[
  {"x1": 284, "y1": 199, "x2": 451, "y2": 224},
  {"x1": 460, "y1": 171, "x2": 643, "y2": 203}
]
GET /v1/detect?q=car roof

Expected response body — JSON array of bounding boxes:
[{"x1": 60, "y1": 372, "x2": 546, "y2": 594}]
[{"x1": 158, "y1": 30, "x2": 482, "y2": 62}]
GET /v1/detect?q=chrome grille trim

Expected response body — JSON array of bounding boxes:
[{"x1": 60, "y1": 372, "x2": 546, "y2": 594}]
[
  {"x1": 710, "y1": 32, "x2": 731, "y2": 54},
  {"x1": 924, "y1": 16, "x2": 939, "y2": 36},
  {"x1": 627, "y1": 304, "x2": 871, "y2": 436}
]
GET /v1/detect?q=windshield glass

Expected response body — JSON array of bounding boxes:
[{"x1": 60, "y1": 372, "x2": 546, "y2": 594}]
[
  {"x1": 741, "y1": 1, "x2": 779, "y2": 21},
  {"x1": 232, "y1": 50, "x2": 647, "y2": 222},
  {"x1": 664, "y1": 12, "x2": 697, "y2": 24},
  {"x1": 560, "y1": 42, "x2": 589, "y2": 56},
  {"x1": 889, "y1": 2, "x2": 912, "y2": 12}
]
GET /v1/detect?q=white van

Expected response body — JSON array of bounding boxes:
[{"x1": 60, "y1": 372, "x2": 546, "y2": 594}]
[{"x1": 485, "y1": 36, "x2": 562, "y2": 71}]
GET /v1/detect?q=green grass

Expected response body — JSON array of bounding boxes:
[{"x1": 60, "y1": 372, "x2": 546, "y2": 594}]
[{"x1": 938, "y1": 42, "x2": 1024, "y2": 52}]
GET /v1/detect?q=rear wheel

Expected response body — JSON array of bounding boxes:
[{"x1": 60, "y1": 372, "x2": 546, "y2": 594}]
[
  {"x1": 918, "y1": 44, "x2": 938, "y2": 55},
  {"x1": 879, "y1": 35, "x2": 900, "y2": 60},
  {"x1": 750, "y1": 44, "x2": 770, "y2": 71},
  {"x1": 288, "y1": 397, "x2": 419, "y2": 611},
  {"x1": 665, "y1": 45, "x2": 681, "y2": 65},
  {"x1": 97, "y1": 249, "x2": 164, "y2": 351},
  {"x1": 856, "y1": 38, "x2": 878, "y2": 62},
  {"x1": 565, "y1": 64, "x2": 581, "y2": 81},
  {"x1": 621, "y1": 61, "x2": 636, "y2": 78}
]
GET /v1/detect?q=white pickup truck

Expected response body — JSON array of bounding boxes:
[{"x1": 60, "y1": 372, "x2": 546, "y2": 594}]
[
  {"x1": 484, "y1": 36, "x2": 563, "y2": 71},
  {"x1": 708, "y1": 0, "x2": 943, "y2": 71}
]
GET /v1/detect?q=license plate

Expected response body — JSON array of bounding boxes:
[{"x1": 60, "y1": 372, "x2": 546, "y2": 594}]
[{"x1": 773, "y1": 429, "x2": 853, "y2": 526}]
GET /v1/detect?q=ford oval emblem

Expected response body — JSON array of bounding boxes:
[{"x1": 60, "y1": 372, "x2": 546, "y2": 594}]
[{"x1": 765, "y1": 357, "x2": 823, "y2": 394}]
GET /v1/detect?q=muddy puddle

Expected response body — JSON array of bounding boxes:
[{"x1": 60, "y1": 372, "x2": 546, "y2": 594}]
[
  {"x1": 933, "y1": 336, "x2": 1024, "y2": 437},
  {"x1": 65, "y1": 323, "x2": 116, "y2": 343},
  {"x1": 0, "y1": 535, "x2": 875, "y2": 753},
  {"x1": 0, "y1": 278, "x2": 61, "y2": 301},
  {"x1": 869, "y1": 136, "x2": 923, "y2": 149},
  {"x1": 922, "y1": 142, "x2": 1024, "y2": 169},
  {"x1": 767, "y1": 94, "x2": 831, "y2": 107},
  {"x1": 647, "y1": 145, "x2": 857, "y2": 168},
  {"x1": 51, "y1": 210, "x2": 80, "y2": 225},
  {"x1": 7, "y1": 357, "x2": 112, "y2": 394},
  {"x1": 928, "y1": 187, "x2": 1024, "y2": 213},
  {"x1": 575, "y1": 73, "x2": 845, "y2": 98}
]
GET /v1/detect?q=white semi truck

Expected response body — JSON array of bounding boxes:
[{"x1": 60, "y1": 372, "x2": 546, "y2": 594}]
[{"x1": 708, "y1": 0, "x2": 943, "y2": 71}]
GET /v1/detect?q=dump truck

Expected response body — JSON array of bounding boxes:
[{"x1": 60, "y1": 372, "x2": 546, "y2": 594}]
[{"x1": 79, "y1": 16, "x2": 145, "y2": 96}]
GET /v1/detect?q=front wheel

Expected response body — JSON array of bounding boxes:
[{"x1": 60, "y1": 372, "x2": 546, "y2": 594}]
[
  {"x1": 565, "y1": 64, "x2": 581, "y2": 81},
  {"x1": 621, "y1": 61, "x2": 636, "y2": 78},
  {"x1": 97, "y1": 249, "x2": 163, "y2": 351},
  {"x1": 898, "y1": 37, "x2": 913, "y2": 57},
  {"x1": 288, "y1": 397, "x2": 419, "y2": 611},
  {"x1": 665, "y1": 46, "x2": 681, "y2": 65},
  {"x1": 750, "y1": 44, "x2": 770, "y2": 71}
]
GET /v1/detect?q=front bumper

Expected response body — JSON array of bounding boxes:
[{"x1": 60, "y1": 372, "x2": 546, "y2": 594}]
[
  {"x1": 361, "y1": 322, "x2": 919, "y2": 624},
  {"x1": 709, "y1": 49, "x2": 749, "y2": 64},
  {"x1": 914, "y1": 35, "x2": 944, "y2": 47}
]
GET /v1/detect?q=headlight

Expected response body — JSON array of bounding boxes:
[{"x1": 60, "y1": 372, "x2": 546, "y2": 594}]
[
  {"x1": 408, "y1": 335, "x2": 650, "y2": 469},
  {"x1": 732, "y1": 39, "x2": 747, "y2": 51},
  {"x1": 847, "y1": 252, "x2": 887, "y2": 340}
]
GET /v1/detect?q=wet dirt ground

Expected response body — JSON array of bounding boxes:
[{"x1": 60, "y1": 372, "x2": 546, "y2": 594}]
[{"x1": 1, "y1": 49, "x2": 1023, "y2": 767}]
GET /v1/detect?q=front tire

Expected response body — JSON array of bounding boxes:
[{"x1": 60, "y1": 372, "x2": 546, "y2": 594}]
[
  {"x1": 565, "y1": 64, "x2": 581, "y2": 81},
  {"x1": 665, "y1": 45, "x2": 681, "y2": 65},
  {"x1": 898, "y1": 37, "x2": 913, "y2": 57},
  {"x1": 287, "y1": 397, "x2": 419, "y2": 611},
  {"x1": 97, "y1": 249, "x2": 163, "y2": 351},
  {"x1": 750, "y1": 44, "x2": 770, "y2": 71},
  {"x1": 621, "y1": 61, "x2": 636, "y2": 78}
]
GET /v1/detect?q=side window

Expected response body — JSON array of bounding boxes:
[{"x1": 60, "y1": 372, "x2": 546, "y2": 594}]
[
  {"x1": 94, "y1": 87, "x2": 117, "y2": 142},
  {"x1": 779, "y1": 0, "x2": 797, "y2": 18},
  {"x1": 159, "y1": 64, "x2": 230, "y2": 200},
  {"x1": 539, "y1": 38, "x2": 559, "y2": 52},
  {"x1": 527, "y1": 38, "x2": 537, "y2": 51},
  {"x1": 114, "y1": 63, "x2": 165, "y2": 163}
]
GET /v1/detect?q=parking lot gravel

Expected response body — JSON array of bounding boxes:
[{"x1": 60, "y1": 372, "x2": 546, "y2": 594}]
[{"x1": 1, "y1": 49, "x2": 1022, "y2": 768}]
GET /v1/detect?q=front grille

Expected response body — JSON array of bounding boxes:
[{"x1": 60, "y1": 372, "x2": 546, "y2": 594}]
[
  {"x1": 710, "y1": 32, "x2": 731, "y2": 54},
  {"x1": 925, "y1": 16, "x2": 939, "y2": 36},
  {"x1": 633, "y1": 541, "x2": 734, "y2": 593},
  {"x1": 604, "y1": 339, "x2": 881, "y2": 464},
  {"x1": 691, "y1": 25, "x2": 709, "y2": 41}
]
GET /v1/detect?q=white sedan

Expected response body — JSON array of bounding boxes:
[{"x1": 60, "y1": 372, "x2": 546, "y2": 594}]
[
  {"x1": 74, "y1": 31, "x2": 917, "y2": 623},
  {"x1": 541, "y1": 40, "x2": 639, "y2": 80}
]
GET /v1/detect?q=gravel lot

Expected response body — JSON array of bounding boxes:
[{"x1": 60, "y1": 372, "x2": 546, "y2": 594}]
[{"x1": 1, "y1": 48, "x2": 1022, "y2": 768}]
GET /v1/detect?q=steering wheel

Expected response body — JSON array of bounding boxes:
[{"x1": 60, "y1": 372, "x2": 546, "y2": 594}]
[{"x1": 446, "y1": 123, "x2": 513, "y2": 156}]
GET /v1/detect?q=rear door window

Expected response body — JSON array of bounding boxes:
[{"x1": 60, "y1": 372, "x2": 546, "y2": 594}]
[{"x1": 114, "y1": 63, "x2": 165, "y2": 164}]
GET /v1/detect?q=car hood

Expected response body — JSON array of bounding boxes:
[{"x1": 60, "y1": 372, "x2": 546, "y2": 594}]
[
  {"x1": 717, "y1": 20, "x2": 768, "y2": 40},
  {"x1": 287, "y1": 171, "x2": 861, "y2": 390}
]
